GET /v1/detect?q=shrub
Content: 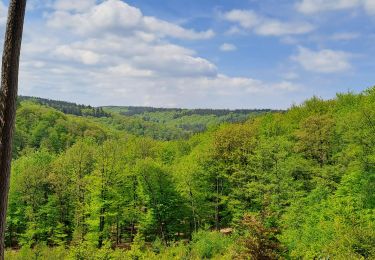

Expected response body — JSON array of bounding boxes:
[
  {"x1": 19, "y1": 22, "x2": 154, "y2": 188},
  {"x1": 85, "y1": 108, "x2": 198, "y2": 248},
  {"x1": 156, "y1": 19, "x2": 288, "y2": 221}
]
[{"x1": 190, "y1": 230, "x2": 234, "y2": 259}]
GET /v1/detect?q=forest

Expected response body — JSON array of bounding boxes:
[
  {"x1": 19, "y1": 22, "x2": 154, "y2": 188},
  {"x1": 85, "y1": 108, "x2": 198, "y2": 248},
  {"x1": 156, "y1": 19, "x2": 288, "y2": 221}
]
[
  {"x1": 4, "y1": 87, "x2": 375, "y2": 259},
  {"x1": 18, "y1": 97, "x2": 111, "y2": 118}
]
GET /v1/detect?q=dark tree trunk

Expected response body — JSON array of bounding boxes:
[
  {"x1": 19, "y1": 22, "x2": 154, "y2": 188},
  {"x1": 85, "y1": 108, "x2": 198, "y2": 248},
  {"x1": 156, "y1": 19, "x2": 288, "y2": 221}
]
[
  {"x1": 98, "y1": 206, "x2": 105, "y2": 248},
  {"x1": 0, "y1": 1, "x2": 27, "y2": 258},
  {"x1": 215, "y1": 176, "x2": 220, "y2": 231},
  {"x1": 98, "y1": 156, "x2": 106, "y2": 248}
]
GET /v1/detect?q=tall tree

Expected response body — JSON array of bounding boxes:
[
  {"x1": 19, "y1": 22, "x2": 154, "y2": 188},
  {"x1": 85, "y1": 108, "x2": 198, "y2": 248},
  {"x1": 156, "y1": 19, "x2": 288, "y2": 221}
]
[{"x1": 0, "y1": 0, "x2": 27, "y2": 258}]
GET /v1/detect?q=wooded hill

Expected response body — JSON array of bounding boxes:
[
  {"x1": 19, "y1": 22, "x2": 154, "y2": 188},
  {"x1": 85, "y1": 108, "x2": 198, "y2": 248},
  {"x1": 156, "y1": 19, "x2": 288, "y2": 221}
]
[
  {"x1": 18, "y1": 96, "x2": 111, "y2": 118},
  {"x1": 6, "y1": 88, "x2": 375, "y2": 259},
  {"x1": 18, "y1": 96, "x2": 275, "y2": 141}
]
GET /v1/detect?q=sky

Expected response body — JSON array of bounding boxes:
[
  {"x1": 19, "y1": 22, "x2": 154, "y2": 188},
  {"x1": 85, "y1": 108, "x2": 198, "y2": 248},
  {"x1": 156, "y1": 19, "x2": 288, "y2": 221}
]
[{"x1": 0, "y1": 0, "x2": 374, "y2": 109}]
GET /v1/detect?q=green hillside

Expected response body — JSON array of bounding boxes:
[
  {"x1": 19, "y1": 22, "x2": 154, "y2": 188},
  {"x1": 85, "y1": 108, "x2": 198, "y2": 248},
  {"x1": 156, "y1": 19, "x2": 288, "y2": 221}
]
[
  {"x1": 18, "y1": 97, "x2": 276, "y2": 141},
  {"x1": 6, "y1": 88, "x2": 375, "y2": 259},
  {"x1": 104, "y1": 106, "x2": 276, "y2": 137}
]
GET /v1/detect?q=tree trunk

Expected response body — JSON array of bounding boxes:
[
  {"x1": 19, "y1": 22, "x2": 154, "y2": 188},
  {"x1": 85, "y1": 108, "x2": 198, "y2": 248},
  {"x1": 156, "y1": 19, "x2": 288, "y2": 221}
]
[
  {"x1": 98, "y1": 206, "x2": 105, "y2": 248},
  {"x1": 215, "y1": 176, "x2": 219, "y2": 230},
  {"x1": 0, "y1": 1, "x2": 27, "y2": 258},
  {"x1": 98, "y1": 156, "x2": 106, "y2": 248}
]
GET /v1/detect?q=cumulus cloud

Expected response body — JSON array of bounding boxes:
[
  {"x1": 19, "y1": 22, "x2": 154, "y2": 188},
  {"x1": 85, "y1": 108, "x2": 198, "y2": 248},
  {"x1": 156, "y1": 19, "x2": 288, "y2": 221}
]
[
  {"x1": 48, "y1": 0, "x2": 214, "y2": 40},
  {"x1": 107, "y1": 64, "x2": 154, "y2": 78},
  {"x1": 54, "y1": 45, "x2": 101, "y2": 65},
  {"x1": 292, "y1": 46, "x2": 352, "y2": 73},
  {"x1": 224, "y1": 10, "x2": 260, "y2": 29},
  {"x1": 223, "y1": 9, "x2": 314, "y2": 36},
  {"x1": 53, "y1": 0, "x2": 97, "y2": 12},
  {"x1": 12, "y1": 0, "x2": 300, "y2": 109},
  {"x1": 296, "y1": 0, "x2": 375, "y2": 15},
  {"x1": 143, "y1": 17, "x2": 215, "y2": 40},
  {"x1": 48, "y1": 1, "x2": 144, "y2": 35},
  {"x1": 220, "y1": 43, "x2": 237, "y2": 52}
]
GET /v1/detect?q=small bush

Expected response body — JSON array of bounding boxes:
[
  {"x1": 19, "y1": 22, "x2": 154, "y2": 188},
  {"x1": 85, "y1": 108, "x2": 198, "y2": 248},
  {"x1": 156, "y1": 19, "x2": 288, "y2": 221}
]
[
  {"x1": 236, "y1": 214, "x2": 283, "y2": 259},
  {"x1": 190, "y1": 230, "x2": 234, "y2": 259},
  {"x1": 6, "y1": 244, "x2": 67, "y2": 260}
]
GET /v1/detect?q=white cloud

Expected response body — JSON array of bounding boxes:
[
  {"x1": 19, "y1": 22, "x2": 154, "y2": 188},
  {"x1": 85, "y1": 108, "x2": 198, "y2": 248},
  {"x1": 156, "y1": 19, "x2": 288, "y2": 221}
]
[
  {"x1": 133, "y1": 54, "x2": 218, "y2": 77},
  {"x1": 48, "y1": 0, "x2": 214, "y2": 40},
  {"x1": 223, "y1": 9, "x2": 314, "y2": 36},
  {"x1": 364, "y1": 0, "x2": 375, "y2": 14},
  {"x1": 282, "y1": 72, "x2": 300, "y2": 80},
  {"x1": 255, "y1": 20, "x2": 314, "y2": 36},
  {"x1": 48, "y1": 0, "x2": 143, "y2": 35},
  {"x1": 47, "y1": 32, "x2": 217, "y2": 78},
  {"x1": 272, "y1": 81, "x2": 300, "y2": 91},
  {"x1": 225, "y1": 26, "x2": 244, "y2": 35},
  {"x1": 143, "y1": 17, "x2": 215, "y2": 40},
  {"x1": 331, "y1": 32, "x2": 360, "y2": 41},
  {"x1": 11, "y1": 0, "x2": 300, "y2": 109},
  {"x1": 53, "y1": 0, "x2": 97, "y2": 12},
  {"x1": 54, "y1": 45, "x2": 101, "y2": 65},
  {"x1": 296, "y1": 0, "x2": 375, "y2": 15},
  {"x1": 220, "y1": 43, "x2": 237, "y2": 52},
  {"x1": 107, "y1": 64, "x2": 154, "y2": 78},
  {"x1": 224, "y1": 10, "x2": 260, "y2": 29},
  {"x1": 280, "y1": 36, "x2": 300, "y2": 45},
  {"x1": 0, "y1": 1, "x2": 7, "y2": 26},
  {"x1": 292, "y1": 46, "x2": 352, "y2": 73}
]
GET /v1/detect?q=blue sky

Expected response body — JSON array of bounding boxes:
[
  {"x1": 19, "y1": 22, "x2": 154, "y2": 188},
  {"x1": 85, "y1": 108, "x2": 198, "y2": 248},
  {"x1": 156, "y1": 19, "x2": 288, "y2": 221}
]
[{"x1": 1, "y1": 0, "x2": 374, "y2": 108}]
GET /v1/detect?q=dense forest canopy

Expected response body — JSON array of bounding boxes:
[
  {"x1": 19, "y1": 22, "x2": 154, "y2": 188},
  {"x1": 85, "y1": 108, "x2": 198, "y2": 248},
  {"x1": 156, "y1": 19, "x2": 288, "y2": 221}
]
[
  {"x1": 18, "y1": 96, "x2": 111, "y2": 118},
  {"x1": 5, "y1": 87, "x2": 375, "y2": 259},
  {"x1": 16, "y1": 97, "x2": 275, "y2": 143}
]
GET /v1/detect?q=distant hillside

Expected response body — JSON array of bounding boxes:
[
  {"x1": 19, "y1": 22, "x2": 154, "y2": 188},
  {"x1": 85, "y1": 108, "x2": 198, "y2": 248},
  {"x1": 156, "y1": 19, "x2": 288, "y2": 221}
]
[
  {"x1": 18, "y1": 96, "x2": 110, "y2": 118},
  {"x1": 104, "y1": 105, "x2": 275, "y2": 116},
  {"x1": 18, "y1": 96, "x2": 278, "y2": 139},
  {"x1": 104, "y1": 106, "x2": 278, "y2": 133}
]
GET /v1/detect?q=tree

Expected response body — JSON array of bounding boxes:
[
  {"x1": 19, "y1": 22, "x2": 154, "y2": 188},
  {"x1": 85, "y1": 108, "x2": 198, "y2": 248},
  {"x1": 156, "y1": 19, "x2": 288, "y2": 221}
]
[
  {"x1": 7, "y1": 150, "x2": 55, "y2": 247},
  {"x1": 0, "y1": 0, "x2": 27, "y2": 258},
  {"x1": 295, "y1": 114, "x2": 335, "y2": 167},
  {"x1": 237, "y1": 213, "x2": 283, "y2": 259},
  {"x1": 136, "y1": 159, "x2": 186, "y2": 243},
  {"x1": 86, "y1": 140, "x2": 124, "y2": 248}
]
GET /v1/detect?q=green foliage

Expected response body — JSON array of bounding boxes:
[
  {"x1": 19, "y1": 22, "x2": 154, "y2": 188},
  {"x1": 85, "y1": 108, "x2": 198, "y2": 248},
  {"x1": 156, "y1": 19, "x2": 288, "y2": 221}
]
[
  {"x1": 236, "y1": 214, "x2": 283, "y2": 259},
  {"x1": 190, "y1": 230, "x2": 234, "y2": 259},
  {"x1": 104, "y1": 105, "x2": 274, "y2": 138},
  {"x1": 18, "y1": 96, "x2": 110, "y2": 118},
  {"x1": 5, "y1": 87, "x2": 375, "y2": 258}
]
